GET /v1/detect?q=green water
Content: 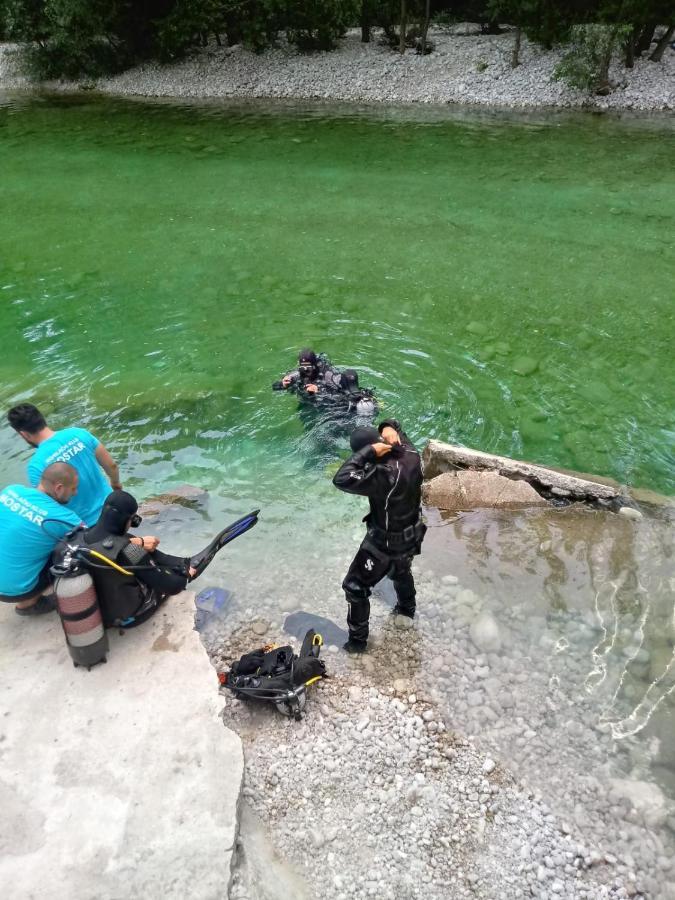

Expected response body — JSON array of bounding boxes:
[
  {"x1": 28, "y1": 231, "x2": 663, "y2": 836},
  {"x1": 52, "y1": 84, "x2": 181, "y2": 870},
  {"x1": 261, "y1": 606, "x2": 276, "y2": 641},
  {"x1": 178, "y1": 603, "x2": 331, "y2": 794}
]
[{"x1": 1, "y1": 94, "x2": 673, "y2": 499}]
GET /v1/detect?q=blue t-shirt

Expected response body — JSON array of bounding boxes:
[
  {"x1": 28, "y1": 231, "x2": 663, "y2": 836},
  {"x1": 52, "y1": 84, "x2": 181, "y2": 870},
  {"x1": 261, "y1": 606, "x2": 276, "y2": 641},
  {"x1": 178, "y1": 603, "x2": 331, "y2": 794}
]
[
  {"x1": 0, "y1": 485, "x2": 82, "y2": 596},
  {"x1": 28, "y1": 427, "x2": 112, "y2": 527}
]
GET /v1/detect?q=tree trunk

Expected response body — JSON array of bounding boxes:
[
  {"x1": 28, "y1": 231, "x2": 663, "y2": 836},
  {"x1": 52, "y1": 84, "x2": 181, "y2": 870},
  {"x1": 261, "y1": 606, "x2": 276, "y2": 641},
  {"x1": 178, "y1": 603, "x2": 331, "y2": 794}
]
[
  {"x1": 649, "y1": 24, "x2": 674, "y2": 62},
  {"x1": 419, "y1": 0, "x2": 430, "y2": 55},
  {"x1": 399, "y1": 0, "x2": 407, "y2": 54},
  {"x1": 636, "y1": 21, "x2": 657, "y2": 56},
  {"x1": 511, "y1": 26, "x2": 521, "y2": 68},
  {"x1": 595, "y1": 35, "x2": 614, "y2": 94},
  {"x1": 361, "y1": 2, "x2": 370, "y2": 43},
  {"x1": 624, "y1": 25, "x2": 639, "y2": 68}
]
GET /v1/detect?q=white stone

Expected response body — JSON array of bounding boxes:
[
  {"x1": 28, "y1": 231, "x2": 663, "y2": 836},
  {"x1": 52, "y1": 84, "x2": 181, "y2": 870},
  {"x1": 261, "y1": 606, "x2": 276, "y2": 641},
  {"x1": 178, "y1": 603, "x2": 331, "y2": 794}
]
[
  {"x1": 469, "y1": 611, "x2": 502, "y2": 653},
  {"x1": 618, "y1": 506, "x2": 643, "y2": 521}
]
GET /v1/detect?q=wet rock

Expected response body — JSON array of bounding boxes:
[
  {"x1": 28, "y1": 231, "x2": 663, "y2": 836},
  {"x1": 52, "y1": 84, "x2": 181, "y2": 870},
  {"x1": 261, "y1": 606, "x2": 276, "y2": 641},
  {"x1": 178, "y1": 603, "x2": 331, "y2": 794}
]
[
  {"x1": 424, "y1": 470, "x2": 548, "y2": 511},
  {"x1": 251, "y1": 620, "x2": 269, "y2": 636},
  {"x1": 394, "y1": 615, "x2": 414, "y2": 630},
  {"x1": 470, "y1": 611, "x2": 502, "y2": 653},
  {"x1": 618, "y1": 506, "x2": 643, "y2": 521},
  {"x1": 608, "y1": 778, "x2": 667, "y2": 828}
]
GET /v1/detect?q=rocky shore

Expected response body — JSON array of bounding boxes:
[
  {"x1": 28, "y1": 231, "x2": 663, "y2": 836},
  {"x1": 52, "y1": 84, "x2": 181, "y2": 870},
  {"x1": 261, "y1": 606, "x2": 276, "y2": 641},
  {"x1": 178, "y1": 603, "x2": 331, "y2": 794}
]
[
  {"x1": 195, "y1": 501, "x2": 674, "y2": 900},
  {"x1": 1, "y1": 26, "x2": 673, "y2": 111}
]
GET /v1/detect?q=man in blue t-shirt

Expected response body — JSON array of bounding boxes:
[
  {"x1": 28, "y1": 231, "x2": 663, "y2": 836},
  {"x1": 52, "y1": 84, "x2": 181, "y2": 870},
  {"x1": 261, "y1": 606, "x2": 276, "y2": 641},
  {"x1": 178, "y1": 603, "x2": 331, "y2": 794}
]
[
  {"x1": 8, "y1": 403, "x2": 122, "y2": 528},
  {"x1": 0, "y1": 462, "x2": 81, "y2": 615}
]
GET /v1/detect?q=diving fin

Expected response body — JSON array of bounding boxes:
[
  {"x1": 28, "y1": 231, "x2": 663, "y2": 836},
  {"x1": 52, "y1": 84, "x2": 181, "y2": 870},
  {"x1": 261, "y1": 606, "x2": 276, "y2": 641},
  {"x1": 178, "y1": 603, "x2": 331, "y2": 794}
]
[{"x1": 189, "y1": 509, "x2": 259, "y2": 580}]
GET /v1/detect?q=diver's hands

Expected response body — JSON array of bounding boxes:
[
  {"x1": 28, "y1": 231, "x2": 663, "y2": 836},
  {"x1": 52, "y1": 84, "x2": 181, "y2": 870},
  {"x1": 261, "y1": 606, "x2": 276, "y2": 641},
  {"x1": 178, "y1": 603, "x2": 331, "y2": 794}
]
[
  {"x1": 131, "y1": 535, "x2": 160, "y2": 551},
  {"x1": 372, "y1": 442, "x2": 393, "y2": 458},
  {"x1": 188, "y1": 566, "x2": 197, "y2": 578},
  {"x1": 381, "y1": 426, "x2": 400, "y2": 446},
  {"x1": 282, "y1": 375, "x2": 291, "y2": 387},
  {"x1": 304, "y1": 383, "x2": 319, "y2": 394}
]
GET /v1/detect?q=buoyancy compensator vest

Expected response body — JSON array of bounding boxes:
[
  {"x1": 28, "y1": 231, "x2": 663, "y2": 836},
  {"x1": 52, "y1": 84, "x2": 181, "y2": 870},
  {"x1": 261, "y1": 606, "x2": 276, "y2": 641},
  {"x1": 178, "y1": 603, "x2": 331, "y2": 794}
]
[{"x1": 219, "y1": 629, "x2": 326, "y2": 720}]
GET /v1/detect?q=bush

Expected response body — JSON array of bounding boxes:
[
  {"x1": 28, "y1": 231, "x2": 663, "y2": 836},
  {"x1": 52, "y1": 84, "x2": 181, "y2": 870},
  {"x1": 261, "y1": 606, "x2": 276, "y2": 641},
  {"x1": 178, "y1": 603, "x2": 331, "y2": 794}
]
[{"x1": 553, "y1": 23, "x2": 631, "y2": 94}]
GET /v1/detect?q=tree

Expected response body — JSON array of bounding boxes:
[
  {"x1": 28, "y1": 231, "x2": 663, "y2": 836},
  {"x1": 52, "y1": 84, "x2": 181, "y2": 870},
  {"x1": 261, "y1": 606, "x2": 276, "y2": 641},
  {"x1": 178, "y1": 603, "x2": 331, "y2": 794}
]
[{"x1": 553, "y1": 23, "x2": 632, "y2": 94}]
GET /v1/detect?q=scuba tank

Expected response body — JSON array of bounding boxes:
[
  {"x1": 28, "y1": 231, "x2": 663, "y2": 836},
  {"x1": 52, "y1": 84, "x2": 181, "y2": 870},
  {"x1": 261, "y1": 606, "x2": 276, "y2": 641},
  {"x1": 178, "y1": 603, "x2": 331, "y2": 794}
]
[{"x1": 51, "y1": 541, "x2": 108, "y2": 670}]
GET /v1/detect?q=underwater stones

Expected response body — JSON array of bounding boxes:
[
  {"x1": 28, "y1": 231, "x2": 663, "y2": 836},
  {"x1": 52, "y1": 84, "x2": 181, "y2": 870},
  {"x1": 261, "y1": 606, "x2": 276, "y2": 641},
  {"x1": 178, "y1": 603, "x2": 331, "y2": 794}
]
[
  {"x1": 512, "y1": 356, "x2": 539, "y2": 376},
  {"x1": 608, "y1": 778, "x2": 667, "y2": 829},
  {"x1": 395, "y1": 615, "x2": 414, "y2": 630},
  {"x1": 618, "y1": 506, "x2": 643, "y2": 521},
  {"x1": 466, "y1": 320, "x2": 489, "y2": 337},
  {"x1": 251, "y1": 620, "x2": 269, "y2": 636},
  {"x1": 470, "y1": 611, "x2": 502, "y2": 653},
  {"x1": 424, "y1": 470, "x2": 547, "y2": 511}
]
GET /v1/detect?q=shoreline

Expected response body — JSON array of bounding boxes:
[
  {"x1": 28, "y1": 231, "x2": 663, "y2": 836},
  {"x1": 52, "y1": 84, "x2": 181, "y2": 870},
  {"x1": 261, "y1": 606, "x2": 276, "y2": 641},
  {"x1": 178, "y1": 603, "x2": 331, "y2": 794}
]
[{"x1": 2, "y1": 26, "x2": 673, "y2": 111}]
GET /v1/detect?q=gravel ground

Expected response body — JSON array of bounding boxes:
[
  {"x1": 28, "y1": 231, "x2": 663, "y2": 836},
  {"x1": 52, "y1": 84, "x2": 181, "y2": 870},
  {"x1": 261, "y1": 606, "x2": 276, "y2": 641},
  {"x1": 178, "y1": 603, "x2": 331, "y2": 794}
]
[
  {"x1": 199, "y1": 533, "x2": 673, "y2": 900},
  {"x1": 1, "y1": 26, "x2": 673, "y2": 110}
]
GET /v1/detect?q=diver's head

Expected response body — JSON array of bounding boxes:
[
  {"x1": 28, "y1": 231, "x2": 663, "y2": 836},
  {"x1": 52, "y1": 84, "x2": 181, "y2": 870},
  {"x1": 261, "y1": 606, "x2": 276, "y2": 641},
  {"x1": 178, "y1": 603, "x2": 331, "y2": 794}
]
[
  {"x1": 350, "y1": 426, "x2": 380, "y2": 454},
  {"x1": 340, "y1": 369, "x2": 359, "y2": 393},
  {"x1": 298, "y1": 348, "x2": 318, "y2": 380},
  {"x1": 8, "y1": 403, "x2": 48, "y2": 447},
  {"x1": 98, "y1": 490, "x2": 142, "y2": 535},
  {"x1": 40, "y1": 462, "x2": 78, "y2": 504}
]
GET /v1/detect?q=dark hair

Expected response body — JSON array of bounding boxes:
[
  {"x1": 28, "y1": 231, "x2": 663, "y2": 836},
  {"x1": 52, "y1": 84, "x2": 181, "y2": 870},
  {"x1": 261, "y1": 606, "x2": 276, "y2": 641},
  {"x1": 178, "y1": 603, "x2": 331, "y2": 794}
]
[{"x1": 7, "y1": 403, "x2": 47, "y2": 434}]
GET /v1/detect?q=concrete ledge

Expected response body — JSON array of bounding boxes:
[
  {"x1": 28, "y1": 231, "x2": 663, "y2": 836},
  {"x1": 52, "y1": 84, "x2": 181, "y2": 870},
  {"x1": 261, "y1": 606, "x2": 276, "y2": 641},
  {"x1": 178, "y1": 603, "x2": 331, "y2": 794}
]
[
  {"x1": 423, "y1": 439, "x2": 622, "y2": 505},
  {"x1": 0, "y1": 592, "x2": 243, "y2": 900}
]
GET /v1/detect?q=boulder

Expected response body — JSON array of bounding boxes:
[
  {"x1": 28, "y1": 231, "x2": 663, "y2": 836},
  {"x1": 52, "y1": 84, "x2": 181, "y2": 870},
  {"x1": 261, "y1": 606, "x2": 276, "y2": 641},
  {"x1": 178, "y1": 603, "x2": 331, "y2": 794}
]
[{"x1": 423, "y1": 470, "x2": 548, "y2": 511}]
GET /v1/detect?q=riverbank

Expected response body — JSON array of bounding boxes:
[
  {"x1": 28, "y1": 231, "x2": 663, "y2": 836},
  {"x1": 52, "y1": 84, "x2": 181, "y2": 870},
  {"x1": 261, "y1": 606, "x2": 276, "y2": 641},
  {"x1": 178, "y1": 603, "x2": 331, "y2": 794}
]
[
  {"x1": 191, "y1": 497, "x2": 674, "y2": 900},
  {"x1": 1, "y1": 26, "x2": 673, "y2": 110}
]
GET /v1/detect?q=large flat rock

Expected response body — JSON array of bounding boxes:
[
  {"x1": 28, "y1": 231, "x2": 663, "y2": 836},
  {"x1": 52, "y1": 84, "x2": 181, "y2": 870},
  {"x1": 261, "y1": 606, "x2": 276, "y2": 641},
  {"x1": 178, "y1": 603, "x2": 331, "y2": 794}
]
[
  {"x1": 424, "y1": 469, "x2": 548, "y2": 511},
  {"x1": 0, "y1": 592, "x2": 243, "y2": 899}
]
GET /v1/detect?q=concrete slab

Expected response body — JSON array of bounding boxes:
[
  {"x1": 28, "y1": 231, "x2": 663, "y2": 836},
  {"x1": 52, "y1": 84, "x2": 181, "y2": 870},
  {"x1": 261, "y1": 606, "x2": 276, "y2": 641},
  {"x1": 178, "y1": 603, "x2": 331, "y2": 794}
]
[{"x1": 0, "y1": 592, "x2": 243, "y2": 900}]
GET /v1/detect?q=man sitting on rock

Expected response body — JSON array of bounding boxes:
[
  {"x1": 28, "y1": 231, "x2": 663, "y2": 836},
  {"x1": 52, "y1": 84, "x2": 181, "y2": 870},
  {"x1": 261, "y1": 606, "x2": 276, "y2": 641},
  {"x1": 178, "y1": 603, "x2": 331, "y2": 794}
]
[{"x1": 0, "y1": 462, "x2": 81, "y2": 615}]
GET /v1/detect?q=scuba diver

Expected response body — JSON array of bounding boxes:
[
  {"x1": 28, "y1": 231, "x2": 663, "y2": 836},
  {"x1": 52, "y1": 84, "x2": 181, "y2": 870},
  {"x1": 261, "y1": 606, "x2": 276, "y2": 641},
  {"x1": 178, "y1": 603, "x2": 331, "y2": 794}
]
[
  {"x1": 336, "y1": 369, "x2": 378, "y2": 420},
  {"x1": 272, "y1": 348, "x2": 342, "y2": 398},
  {"x1": 332, "y1": 420, "x2": 426, "y2": 653},
  {"x1": 53, "y1": 491, "x2": 258, "y2": 628}
]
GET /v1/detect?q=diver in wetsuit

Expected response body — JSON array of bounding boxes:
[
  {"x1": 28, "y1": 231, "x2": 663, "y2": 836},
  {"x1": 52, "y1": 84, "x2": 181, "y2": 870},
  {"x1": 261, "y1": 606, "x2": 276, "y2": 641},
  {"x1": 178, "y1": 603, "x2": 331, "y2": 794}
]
[
  {"x1": 55, "y1": 491, "x2": 258, "y2": 627},
  {"x1": 336, "y1": 369, "x2": 378, "y2": 420},
  {"x1": 333, "y1": 420, "x2": 425, "y2": 653},
  {"x1": 272, "y1": 348, "x2": 341, "y2": 398}
]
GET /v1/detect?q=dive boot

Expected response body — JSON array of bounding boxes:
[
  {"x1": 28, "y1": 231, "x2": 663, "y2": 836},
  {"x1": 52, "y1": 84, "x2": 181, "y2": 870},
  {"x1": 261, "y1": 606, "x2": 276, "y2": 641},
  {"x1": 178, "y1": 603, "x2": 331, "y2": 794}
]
[
  {"x1": 189, "y1": 510, "x2": 260, "y2": 580},
  {"x1": 343, "y1": 638, "x2": 367, "y2": 654}
]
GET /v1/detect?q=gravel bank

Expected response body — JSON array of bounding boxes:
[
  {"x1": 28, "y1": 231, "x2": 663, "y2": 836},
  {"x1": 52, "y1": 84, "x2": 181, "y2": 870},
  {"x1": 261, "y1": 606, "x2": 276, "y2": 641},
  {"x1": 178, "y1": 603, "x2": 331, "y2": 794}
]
[
  {"x1": 198, "y1": 509, "x2": 674, "y2": 900},
  {"x1": 2, "y1": 27, "x2": 673, "y2": 110}
]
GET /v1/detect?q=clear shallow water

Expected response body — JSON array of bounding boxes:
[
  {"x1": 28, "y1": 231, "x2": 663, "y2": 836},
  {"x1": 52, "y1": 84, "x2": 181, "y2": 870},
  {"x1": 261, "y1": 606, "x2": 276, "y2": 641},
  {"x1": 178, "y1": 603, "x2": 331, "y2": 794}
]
[{"x1": 1, "y1": 93, "x2": 673, "y2": 887}]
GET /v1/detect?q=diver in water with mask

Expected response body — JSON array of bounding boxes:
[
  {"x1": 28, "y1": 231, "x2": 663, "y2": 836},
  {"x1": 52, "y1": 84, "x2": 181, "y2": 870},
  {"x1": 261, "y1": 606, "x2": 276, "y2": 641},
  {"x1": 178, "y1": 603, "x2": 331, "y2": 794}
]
[
  {"x1": 272, "y1": 348, "x2": 341, "y2": 398},
  {"x1": 55, "y1": 491, "x2": 258, "y2": 628}
]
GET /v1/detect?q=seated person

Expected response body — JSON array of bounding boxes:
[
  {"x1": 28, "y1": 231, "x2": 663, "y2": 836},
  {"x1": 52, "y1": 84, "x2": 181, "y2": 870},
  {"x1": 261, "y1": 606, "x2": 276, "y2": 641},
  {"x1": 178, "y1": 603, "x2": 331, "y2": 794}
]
[
  {"x1": 55, "y1": 491, "x2": 257, "y2": 628},
  {"x1": 0, "y1": 462, "x2": 81, "y2": 615},
  {"x1": 272, "y1": 348, "x2": 341, "y2": 396}
]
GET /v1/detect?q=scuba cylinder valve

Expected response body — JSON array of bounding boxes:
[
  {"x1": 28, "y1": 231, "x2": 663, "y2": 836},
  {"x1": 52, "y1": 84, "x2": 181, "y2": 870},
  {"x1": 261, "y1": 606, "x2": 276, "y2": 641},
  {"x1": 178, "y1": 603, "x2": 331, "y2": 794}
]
[{"x1": 51, "y1": 543, "x2": 109, "y2": 670}]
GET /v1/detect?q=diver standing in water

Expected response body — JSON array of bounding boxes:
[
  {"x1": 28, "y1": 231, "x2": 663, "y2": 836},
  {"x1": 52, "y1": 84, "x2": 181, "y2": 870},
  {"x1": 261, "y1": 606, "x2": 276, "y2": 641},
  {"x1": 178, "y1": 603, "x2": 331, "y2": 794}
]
[{"x1": 333, "y1": 420, "x2": 426, "y2": 653}]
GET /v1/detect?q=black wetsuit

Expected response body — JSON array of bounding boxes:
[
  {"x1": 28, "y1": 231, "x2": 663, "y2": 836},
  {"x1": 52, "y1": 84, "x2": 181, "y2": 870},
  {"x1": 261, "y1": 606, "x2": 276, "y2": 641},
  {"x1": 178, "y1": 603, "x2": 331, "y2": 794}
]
[
  {"x1": 332, "y1": 419, "x2": 425, "y2": 646},
  {"x1": 82, "y1": 529, "x2": 190, "y2": 627}
]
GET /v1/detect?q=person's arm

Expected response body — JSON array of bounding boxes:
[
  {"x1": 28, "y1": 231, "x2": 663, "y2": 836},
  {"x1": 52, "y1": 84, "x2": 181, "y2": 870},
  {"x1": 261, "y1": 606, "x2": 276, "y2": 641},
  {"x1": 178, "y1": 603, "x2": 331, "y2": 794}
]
[
  {"x1": 333, "y1": 444, "x2": 391, "y2": 497},
  {"x1": 120, "y1": 543, "x2": 188, "y2": 594},
  {"x1": 94, "y1": 443, "x2": 122, "y2": 490},
  {"x1": 272, "y1": 370, "x2": 300, "y2": 390},
  {"x1": 379, "y1": 419, "x2": 415, "y2": 449}
]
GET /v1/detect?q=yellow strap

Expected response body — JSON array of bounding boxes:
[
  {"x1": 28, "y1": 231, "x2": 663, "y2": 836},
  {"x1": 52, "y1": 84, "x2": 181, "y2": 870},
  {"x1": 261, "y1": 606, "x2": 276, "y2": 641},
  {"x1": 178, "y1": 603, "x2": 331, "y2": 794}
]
[
  {"x1": 87, "y1": 548, "x2": 133, "y2": 577},
  {"x1": 313, "y1": 633, "x2": 323, "y2": 646},
  {"x1": 304, "y1": 676, "x2": 323, "y2": 687}
]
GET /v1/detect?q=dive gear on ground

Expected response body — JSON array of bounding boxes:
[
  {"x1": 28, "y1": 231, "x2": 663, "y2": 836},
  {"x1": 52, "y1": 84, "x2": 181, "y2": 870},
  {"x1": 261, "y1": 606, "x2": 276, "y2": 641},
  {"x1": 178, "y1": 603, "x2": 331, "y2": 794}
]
[{"x1": 219, "y1": 629, "x2": 326, "y2": 719}]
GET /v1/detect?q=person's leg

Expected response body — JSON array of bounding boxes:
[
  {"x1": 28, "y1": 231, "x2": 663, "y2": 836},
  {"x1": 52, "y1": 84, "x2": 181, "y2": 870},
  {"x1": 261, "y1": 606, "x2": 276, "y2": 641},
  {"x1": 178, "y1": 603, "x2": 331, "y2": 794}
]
[
  {"x1": 390, "y1": 554, "x2": 416, "y2": 618},
  {"x1": 341, "y1": 540, "x2": 389, "y2": 651},
  {"x1": 11, "y1": 564, "x2": 55, "y2": 615}
]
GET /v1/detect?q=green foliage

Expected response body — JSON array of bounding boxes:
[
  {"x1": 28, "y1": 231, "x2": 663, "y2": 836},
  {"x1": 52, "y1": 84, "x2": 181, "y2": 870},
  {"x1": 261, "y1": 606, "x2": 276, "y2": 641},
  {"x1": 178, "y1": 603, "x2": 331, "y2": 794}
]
[
  {"x1": 553, "y1": 23, "x2": 631, "y2": 92},
  {"x1": 284, "y1": 0, "x2": 358, "y2": 51},
  {"x1": 154, "y1": 0, "x2": 223, "y2": 61}
]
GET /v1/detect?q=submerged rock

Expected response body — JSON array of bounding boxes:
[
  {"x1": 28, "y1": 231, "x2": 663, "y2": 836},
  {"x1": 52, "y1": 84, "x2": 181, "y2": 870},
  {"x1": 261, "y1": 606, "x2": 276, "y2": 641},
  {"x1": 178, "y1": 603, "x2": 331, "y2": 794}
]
[{"x1": 470, "y1": 611, "x2": 502, "y2": 653}]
